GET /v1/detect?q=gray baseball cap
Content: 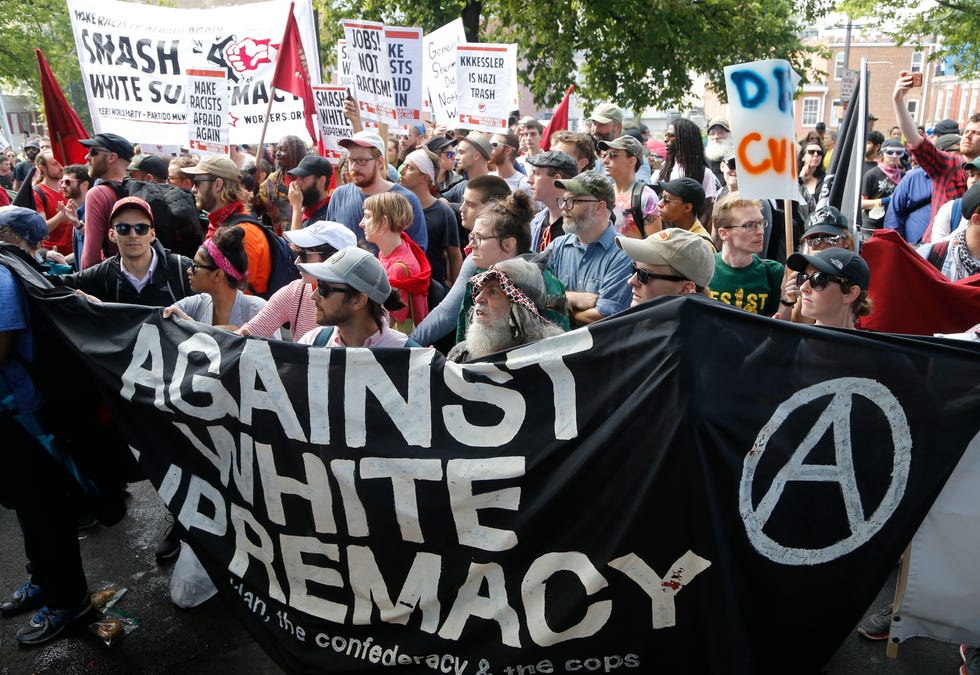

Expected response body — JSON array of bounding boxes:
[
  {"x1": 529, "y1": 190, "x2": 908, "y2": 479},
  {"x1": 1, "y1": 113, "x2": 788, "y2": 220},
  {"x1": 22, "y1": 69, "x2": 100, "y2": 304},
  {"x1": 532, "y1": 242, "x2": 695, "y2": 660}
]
[{"x1": 299, "y1": 247, "x2": 391, "y2": 304}]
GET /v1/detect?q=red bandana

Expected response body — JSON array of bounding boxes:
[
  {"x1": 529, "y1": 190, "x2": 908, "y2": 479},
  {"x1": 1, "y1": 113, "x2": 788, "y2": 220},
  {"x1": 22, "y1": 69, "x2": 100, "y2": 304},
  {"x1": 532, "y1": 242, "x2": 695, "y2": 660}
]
[
  {"x1": 302, "y1": 196, "x2": 331, "y2": 222},
  {"x1": 206, "y1": 201, "x2": 248, "y2": 238}
]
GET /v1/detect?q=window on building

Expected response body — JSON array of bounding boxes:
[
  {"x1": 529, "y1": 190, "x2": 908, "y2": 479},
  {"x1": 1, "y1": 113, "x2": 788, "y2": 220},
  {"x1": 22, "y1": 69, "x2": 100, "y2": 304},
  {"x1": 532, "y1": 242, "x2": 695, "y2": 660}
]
[
  {"x1": 910, "y1": 52, "x2": 924, "y2": 73},
  {"x1": 834, "y1": 53, "x2": 845, "y2": 80},
  {"x1": 935, "y1": 90, "x2": 945, "y2": 121},
  {"x1": 906, "y1": 100, "x2": 919, "y2": 123},
  {"x1": 831, "y1": 99, "x2": 844, "y2": 128},
  {"x1": 802, "y1": 97, "x2": 821, "y2": 126}
]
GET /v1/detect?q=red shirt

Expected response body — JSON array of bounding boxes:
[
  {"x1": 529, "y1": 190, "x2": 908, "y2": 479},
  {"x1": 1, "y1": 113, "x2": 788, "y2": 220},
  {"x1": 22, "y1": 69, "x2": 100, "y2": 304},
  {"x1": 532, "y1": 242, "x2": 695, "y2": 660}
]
[
  {"x1": 912, "y1": 137, "x2": 967, "y2": 241},
  {"x1": 34, "y1": 183, "x2": 71, "y2": 252}
]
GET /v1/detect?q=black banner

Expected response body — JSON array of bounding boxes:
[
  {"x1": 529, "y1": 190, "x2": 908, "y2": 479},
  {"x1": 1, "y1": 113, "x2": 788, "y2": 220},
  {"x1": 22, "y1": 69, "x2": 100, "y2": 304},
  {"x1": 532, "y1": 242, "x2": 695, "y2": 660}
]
[{"x1": 7, "y1": 248, "x2": 980, "y2": 674}]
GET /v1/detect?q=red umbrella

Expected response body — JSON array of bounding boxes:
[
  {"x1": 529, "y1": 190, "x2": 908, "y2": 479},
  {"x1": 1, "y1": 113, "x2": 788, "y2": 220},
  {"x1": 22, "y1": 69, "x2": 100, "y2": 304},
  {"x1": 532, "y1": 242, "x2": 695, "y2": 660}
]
[{"x1": 36, "y1": 48, "x2": 90, "y2": 166}]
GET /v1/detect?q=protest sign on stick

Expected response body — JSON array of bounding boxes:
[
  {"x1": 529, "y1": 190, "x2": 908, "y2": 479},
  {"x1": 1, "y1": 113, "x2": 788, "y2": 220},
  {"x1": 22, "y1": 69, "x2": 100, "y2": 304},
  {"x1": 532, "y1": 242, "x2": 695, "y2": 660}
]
[
  {"x1": 455, "y1": 43, "x2": 513, "y2": 134},
  {"x1": 384, "y1": 26, "x2": 423, "y2": 128},
  {"x1": 186, "y1": 68, "x2": 229, "y2": 155},
  {"x1": 313, "y1": 85, "x2": 354, "y2": 164},
  {"x1": 423, "y1": 19, "x2": 466, "y2": 126},
  {"x1": 341, "y1": 20, "x2": 397, "y2": 126}
]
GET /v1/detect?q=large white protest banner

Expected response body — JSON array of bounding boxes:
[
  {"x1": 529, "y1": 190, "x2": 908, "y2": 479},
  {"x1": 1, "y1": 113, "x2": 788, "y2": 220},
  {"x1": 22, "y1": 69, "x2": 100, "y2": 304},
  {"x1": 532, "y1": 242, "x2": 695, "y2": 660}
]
[
  {"x1": 455, "y1": 43, "x2": 513, "y2": 134},
  {"x1": 723, "y1": 59, "x2": 802, "y2": 201},
  {"x1": 186, "y1": 68, "x2": 229, "y2": 155},
  {"x1": 341, "y1": 20, "x2": 397, "y2": 126},
  {"x1": 313, "y1": 85, "x2": 353, "y2": 164},
  {"x1": 384, "y1": 26, "x2": 423, "y2": 128},
  {"x1": 423, "y1": 19, "x2": 466, "y2": 126},
  {"x1": 66, "y1": 0, "x2": 321, "y2": 147}
]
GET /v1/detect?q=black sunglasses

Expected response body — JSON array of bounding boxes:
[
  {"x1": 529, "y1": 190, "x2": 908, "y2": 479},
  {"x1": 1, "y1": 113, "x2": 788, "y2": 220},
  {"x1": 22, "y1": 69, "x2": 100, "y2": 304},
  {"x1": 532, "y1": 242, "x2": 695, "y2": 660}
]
[
  {"x1": 86, "y1": 147, "x2": 109, "y2": 157},
  {"x1": 190, "y1": 261, "x2": 218, "y2": 273},
  {"x1": 631, "y1": 263, "x2": 686, "y2": 285},
  {"x1": 797, "y1": 271, "x2": 847, "y2": 291},
  {"x1": 316, "y1": 280, "x2": 356, "y2": 297},
  {"x1": 112, "y1": 222, "x2": 151, "y2": 236}
]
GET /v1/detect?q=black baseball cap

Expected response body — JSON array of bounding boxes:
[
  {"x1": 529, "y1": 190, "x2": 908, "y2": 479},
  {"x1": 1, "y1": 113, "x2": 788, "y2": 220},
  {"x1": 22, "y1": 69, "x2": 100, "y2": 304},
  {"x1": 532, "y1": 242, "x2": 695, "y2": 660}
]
[
  {"x1": 424, "y1": 136, "x2": 457, "y2": 155},
  {"x1": 526, "y1": 151, "x2": 578, "y2": 178},
  {"x1": 288, "y1": 155, "x2": 333, "y2": 178},
  {"x1": 659, "y1": 177, "x2": 705, "y2": 212},
  {"x1": 803, "y1": 206, "x2": 849, "y2": 237},
  {"x1": 787, "y1": 247, "x2": 870, "y2": 291},
  {"x1": 80, "y1": 133, "x2": 134, "y2": 160}
]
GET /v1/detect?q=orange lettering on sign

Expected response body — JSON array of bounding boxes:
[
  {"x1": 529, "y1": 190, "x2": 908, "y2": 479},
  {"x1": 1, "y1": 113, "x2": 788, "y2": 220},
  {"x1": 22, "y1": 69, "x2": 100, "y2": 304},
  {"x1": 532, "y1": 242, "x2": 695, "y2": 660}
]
[{"x1": 738, "y1": 133, "x2": 770, "y2": 175}]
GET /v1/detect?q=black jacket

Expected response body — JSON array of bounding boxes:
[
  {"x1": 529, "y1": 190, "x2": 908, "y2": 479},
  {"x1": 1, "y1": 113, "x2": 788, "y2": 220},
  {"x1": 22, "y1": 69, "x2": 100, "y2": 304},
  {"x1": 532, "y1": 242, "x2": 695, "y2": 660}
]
[{"x1": 60, "y1": 239, "x2": 194, "y2": 306}]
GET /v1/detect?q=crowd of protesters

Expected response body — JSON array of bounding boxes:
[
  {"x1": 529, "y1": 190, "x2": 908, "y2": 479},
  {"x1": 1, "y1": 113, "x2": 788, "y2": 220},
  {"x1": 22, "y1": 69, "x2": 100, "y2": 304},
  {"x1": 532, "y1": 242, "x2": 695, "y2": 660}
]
[{"x1": 1, "y1": 68, "x2": 979, "y2": 672}]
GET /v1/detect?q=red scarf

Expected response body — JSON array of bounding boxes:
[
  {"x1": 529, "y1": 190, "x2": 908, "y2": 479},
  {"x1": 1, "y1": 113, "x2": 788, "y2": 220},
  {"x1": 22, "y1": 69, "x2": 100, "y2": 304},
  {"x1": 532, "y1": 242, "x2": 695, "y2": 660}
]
[
  {"x1": 206, "y1": 201, "x2": 248, "y2": 239},
  {"x1": 387, "y1": 232, "x2": 432, "y2": 295},
  {"x1": 302, "y1": 196, "x2": 330, "y2": 222}
]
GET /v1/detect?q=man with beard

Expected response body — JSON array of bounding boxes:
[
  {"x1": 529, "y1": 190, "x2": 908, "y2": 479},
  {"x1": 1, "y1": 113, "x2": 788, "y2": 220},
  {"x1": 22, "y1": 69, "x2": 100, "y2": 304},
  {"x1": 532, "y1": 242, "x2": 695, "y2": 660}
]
[
  {"x1": 489, "y1": 131, "x2": 532, "y2": 197},
  {"x1": 705, "y1": 117, "x2": 734, "y2": 186},
  {"x1": 58, "y1": 164, "x2": 90, "y2": 268},
  {"x1": 590, "y1": 103, "x2": 624, "y2": 178},
  {"x1": 257, "y1": 134, "x2": 307, "y2": 234},
  {"x1": 285, "y1": 155, "x2": 332, "y2": 231},
  {"x1": 327, "y1": 131, "x2": 428, "y2": 251},
  {"x1": 544, "y1": 170, "x2": 633, "y2": 325},
  {"x1": 30, "y1": 151, "x2": 71, "y2": 254},
  {"x1": 79, "y1": 133, "x2": 134, "y2": 269},
  {"x1": 448, "y1": 257, "x2": 564, "y2": 362},
  {"x1": 297, "y1": 247, "x2": 418, "y2": 348},
  {"x1": 12, "y1": 139, "x2": 40, "y2": 190},
  {"x1": 184, "y1": 155, "x2": 272, "y2": 296}
]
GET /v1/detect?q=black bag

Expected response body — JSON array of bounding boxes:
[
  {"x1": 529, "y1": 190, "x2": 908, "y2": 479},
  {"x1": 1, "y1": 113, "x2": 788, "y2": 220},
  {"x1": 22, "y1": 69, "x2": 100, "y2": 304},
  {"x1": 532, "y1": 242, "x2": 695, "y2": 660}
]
[{"x1": 111, "y1": 179, "x2": 203, "y2": 258}]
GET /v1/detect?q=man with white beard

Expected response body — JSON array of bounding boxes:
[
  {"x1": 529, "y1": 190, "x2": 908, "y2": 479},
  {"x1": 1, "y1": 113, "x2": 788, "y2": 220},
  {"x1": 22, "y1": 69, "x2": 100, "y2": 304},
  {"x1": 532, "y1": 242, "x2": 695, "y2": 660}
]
[
  {"x1": 448, "y1": 257, "x2": 564, "y2": 362},
  {"x1": 705, "y1": 117, "x2": 734, "y2": 187}
]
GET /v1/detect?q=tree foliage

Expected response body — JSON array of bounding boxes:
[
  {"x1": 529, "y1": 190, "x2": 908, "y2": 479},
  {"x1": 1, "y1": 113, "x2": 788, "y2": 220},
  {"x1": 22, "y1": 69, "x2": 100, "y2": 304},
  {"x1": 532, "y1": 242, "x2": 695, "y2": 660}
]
[
  {"x1": 314, "y1": 0, "x2": 834, "y2": 113},
  {"x1": 0, "y1": 0, "x2": 92, "y2": 130},
  {"x1": 839, "y1": 0, "x2": 980, "y2": 77}
]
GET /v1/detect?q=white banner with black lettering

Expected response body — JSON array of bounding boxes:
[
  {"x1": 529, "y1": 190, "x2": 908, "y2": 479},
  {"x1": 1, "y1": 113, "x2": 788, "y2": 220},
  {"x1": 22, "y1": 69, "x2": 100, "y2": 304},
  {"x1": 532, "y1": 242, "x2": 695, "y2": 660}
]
[
  {"x1": 422, "y1": 19, "x2": 466, "y2": 126},
  {"x1": 67, "y1": 0, "x2": 321, "y2": 146},
  {"x1": 455, "y1": 43, "x2": 513, "y2": 134},
  {"x1": 313, "y1": 85, "x2": 354, "y2": 164},
  {"x1": 186, "y1": 68, "x2": 229, "y2": 155},
  {"x1": 341, "y1": 20, "x2": 397, "y2": 126}
]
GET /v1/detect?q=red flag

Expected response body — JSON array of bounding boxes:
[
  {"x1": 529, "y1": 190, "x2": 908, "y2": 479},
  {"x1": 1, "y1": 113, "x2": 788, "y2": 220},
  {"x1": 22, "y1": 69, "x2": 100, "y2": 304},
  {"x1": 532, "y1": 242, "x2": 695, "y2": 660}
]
[
  {"x1": 36, "y1": 49, "x2": 89, "y2": 166},
  {"x1": 271, "y1": 2, "x2": 318, "y2": 143},
  {"x1": 540, "y1": 85, "x2": 575, "y2": 151},
  {"x1": 858, "y1": 229, "x2": 980, "y2": 335}
]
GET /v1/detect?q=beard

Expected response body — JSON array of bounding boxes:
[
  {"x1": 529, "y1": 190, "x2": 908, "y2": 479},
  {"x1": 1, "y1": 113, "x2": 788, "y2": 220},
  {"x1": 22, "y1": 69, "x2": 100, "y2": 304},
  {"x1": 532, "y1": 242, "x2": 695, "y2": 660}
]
[
  {"x1": 704, "y1": 139, "x2": 734, "y2": 162},
  {"x1": 302, "y1": 184, "x2": 321, "y2": 208},
  {"x1": 465, "y1": 311, "x2": 515, "y2": 358}
]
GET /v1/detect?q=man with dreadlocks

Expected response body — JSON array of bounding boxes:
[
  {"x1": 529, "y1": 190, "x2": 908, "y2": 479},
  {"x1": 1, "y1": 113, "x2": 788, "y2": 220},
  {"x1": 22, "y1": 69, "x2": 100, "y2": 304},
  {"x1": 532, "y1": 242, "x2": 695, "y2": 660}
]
[
  {"x1": 658, "y1": 118, "x2": 718, "y2": 230},
  {"x1": 448, "y1": 257, "x2": 565, "y2": 363},
  {"x1": 256, "y1": 135, "x2": 308, "y2": 234}
]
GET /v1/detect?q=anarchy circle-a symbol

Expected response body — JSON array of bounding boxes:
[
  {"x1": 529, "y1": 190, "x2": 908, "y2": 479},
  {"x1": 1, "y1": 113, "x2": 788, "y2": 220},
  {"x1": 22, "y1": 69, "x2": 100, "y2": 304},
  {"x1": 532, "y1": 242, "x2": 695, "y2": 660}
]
[{"x1": 740, "y1": 377, "x2": 912, "y2": 565}]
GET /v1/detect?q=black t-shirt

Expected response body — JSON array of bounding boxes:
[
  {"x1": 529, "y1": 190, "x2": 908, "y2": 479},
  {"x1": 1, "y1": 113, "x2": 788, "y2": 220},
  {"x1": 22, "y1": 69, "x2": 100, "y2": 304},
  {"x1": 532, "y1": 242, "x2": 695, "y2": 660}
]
[
  {"x1": 861, "y1": 166, "x2": 900, "y2": 230},
  {"x1": 422, "y1": 200, "x2": 460, "y2": 286}
]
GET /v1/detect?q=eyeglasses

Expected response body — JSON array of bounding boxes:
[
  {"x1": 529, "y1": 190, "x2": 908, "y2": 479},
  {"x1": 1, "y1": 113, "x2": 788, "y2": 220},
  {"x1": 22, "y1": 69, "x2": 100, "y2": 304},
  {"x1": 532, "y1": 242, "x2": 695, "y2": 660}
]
[
  {"x1": 315, "y1": 280, "x2": 356, "y2": 296},
  {"x1": 726, "y1": 159, "x2": 736, "y2": 170},
  {"x1": 630, "y1": 264, "x2": 686, "y2": 285},
  {"x1": 805, "y1": 149, "x2": 823, "y2": 156},
  {"x1": 602, "y1": 151, "x2": 622, "y2": 160},
  {"x1": 86, "y1": 147, "x2": 108, "y2": 157},
  {"x1": 348, "y1": 156, "x2": 379, "y2": 167},
  {"x1": 723, "y1": 220, "x2": 767, "y2": 231},
  {"x1": 557, "y1": 197, "x2": 600, "y2": 209},
  {"x1": 190, "y1": 261, "x2": 218, "y2": 273},
  {"x1": 60, "y1": 179, "x2": 76, "y2": 186},
  {"x1": 797, "y1": 271, "x2": 847, "y2": 291},
  {"x1": 112, "y1": 222, "x2": 151, "y2": 236},
  {"x1": 442, "y1": 151, "x2": 455, "y2": 159},
  {"x1": 804, "y1": 234, "x2": 844, "y2": 248},
  {"x1": 658, "y1": 195, "x2": 685, "y2": 204},
  {"x1": 490, "y1": 141, "x2": 511, "y2": 149},
  {"x1": 883, "y1": 149, "x2": 905, "y2": 157},
  {"x1": 468, "y1": 233, "x2": 503, "y2": 247},
  {"x1": 193, "y1": 176, "x2": 216, "y2": 184},
  {"x1": 664, "y1": 131, "x2": 676, "y2": 140}
]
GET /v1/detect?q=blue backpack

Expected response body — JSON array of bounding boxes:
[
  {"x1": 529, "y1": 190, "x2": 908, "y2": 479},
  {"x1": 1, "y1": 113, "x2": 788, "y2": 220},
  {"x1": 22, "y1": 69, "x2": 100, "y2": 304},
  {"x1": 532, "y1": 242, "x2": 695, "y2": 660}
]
[{"x1": 224, "y1": 214, "x2": 300, "y2": 299}]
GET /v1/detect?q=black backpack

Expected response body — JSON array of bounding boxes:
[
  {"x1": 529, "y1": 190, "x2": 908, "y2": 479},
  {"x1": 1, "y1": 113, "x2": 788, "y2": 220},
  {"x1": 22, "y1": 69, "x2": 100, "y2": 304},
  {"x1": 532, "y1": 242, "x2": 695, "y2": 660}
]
[
  {"x1": 110, "y1": 179, "x2": 203, "y2": 258},
  {"x1": 224, "y1": 214, "x2": 300, "y2": 299}
]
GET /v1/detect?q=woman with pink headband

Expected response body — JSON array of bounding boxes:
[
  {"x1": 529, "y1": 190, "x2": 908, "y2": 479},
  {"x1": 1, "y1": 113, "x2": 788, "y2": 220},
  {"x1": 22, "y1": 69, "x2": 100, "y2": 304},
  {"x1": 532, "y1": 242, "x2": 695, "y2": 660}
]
[{"x1": 163, "y1": 224, "x2": 269, "y2": 331}]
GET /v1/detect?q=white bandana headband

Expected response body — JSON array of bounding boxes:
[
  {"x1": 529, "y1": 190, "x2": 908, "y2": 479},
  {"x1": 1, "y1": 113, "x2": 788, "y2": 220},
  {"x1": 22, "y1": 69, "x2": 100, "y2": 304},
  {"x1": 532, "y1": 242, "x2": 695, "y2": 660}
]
[{"x1": 405, "y1": 149, "x2": 436, "y2": 184}]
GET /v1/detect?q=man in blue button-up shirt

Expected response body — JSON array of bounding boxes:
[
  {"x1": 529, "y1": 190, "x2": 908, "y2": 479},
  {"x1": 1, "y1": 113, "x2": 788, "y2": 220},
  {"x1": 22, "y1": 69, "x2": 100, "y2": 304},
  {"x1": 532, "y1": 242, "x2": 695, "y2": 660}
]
[{"x1": 545, "y1": 171, "x2": 633, "y2": 326}]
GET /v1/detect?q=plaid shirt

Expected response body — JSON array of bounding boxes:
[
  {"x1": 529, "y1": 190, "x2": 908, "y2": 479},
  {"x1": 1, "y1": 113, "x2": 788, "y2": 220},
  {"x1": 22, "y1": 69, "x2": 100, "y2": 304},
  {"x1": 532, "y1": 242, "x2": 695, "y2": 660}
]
[{"x1": 911, "y1": 137, "x2": 967, "y2": 241}]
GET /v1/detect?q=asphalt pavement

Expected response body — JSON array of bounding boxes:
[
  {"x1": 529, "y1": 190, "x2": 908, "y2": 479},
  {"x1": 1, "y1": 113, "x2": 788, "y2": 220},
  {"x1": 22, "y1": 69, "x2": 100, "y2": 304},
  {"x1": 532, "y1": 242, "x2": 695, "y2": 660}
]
[{"x1": 0, "y1": 481, "x2": 964, "y2": 675}]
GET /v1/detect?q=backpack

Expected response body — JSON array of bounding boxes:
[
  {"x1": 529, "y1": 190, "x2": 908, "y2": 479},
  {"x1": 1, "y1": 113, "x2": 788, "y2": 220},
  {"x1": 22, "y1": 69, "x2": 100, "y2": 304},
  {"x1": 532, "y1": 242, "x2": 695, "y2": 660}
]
[
  {"x1": 110, "y1": 179, "x2": 203, "y2": 258},
  {"x1": 926, "y1": 240, "x2": 951, "y2": 272},
  {"x1": 224, "y1": 213, "x2": 300, "y2": 300}
]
